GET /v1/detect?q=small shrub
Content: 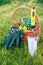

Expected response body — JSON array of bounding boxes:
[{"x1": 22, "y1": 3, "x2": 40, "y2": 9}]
[
  {"x1": 37, "y1": 0, "x2": 43, "y2": 3},
  {"x1": 0, "y1": 0, "x2": 11, "y2": 6}
]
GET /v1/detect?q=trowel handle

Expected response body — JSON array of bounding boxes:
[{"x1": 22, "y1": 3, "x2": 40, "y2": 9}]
[
  {"x1": 32, "y1": 29, "x2": 34, "y2": 36},
  {"x1": 31, "y1": 6, "x2": 36, "y2": 28}
]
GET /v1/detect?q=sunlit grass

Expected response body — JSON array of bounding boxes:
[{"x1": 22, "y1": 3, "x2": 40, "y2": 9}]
[{"x1": 0, "y1": 0, "x2": 43, "y2": 65}]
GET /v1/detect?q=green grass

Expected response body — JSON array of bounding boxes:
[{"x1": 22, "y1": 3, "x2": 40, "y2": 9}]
[{"x1": 0, "y1": 0, "x2": 43, "y2": 65}]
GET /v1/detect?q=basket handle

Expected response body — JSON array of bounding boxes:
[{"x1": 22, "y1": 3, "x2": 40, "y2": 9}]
[
  {"x1": 12, "y1": 6, "x2": 40, "y2": 30},
  {"x1": 12, "y1": 6, "x2": 31, "y2": 21}
]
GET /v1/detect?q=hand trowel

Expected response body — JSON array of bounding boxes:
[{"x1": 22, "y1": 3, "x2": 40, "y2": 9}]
[{"x1": 28, "y1": 6, "x2": 38, "y2": 56}]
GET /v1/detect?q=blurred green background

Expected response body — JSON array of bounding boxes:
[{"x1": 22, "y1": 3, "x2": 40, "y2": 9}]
[{"x1": 0, "y1": 0, "x2": 43, "y2": 65}]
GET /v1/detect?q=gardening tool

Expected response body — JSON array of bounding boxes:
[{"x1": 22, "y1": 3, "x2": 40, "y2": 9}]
[
  {"x1": 31, "y1": 6, "x2": 36, "y2": 28},
  {"x1": 28, "y1": 6, "x2": 38, "y2": 56},
  {"x1": 12, "y1": 6, "x2": 40, "y2": 56},
  {"x1": 28, "y1": 36, "x2": 38, "y2": 56}
]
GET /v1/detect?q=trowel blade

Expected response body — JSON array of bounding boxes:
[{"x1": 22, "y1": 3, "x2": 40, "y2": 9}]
[{"x1": 28, "y1": 36, "x2": 38, "y2": 56}]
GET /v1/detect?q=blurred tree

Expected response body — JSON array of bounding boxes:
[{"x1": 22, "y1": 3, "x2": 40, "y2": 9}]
[
  {"x1": 0, "y1": 0, "x2": 3, "y2": 5},
  {"x1": 18, "y1": 0, "x2": 30, "y2": 2},
  {"x1": 37, "y1": 0, "x2": 43, "y2": 3},
  {"x1": 0, "y1": 0, "x2": 30, "y2": 6},
  {"x1": 0, "y1": 0, "x2": 11, "y2": 6}
]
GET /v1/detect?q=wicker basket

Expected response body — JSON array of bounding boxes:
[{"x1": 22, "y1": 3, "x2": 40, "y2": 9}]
[{"x1": 12, "y1": 6, "x2": 40, "y2": 41}]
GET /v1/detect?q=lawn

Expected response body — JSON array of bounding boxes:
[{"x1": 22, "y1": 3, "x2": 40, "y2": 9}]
[{"x1": 0, "y1": 0, "x2": 43, "y2": 65}]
